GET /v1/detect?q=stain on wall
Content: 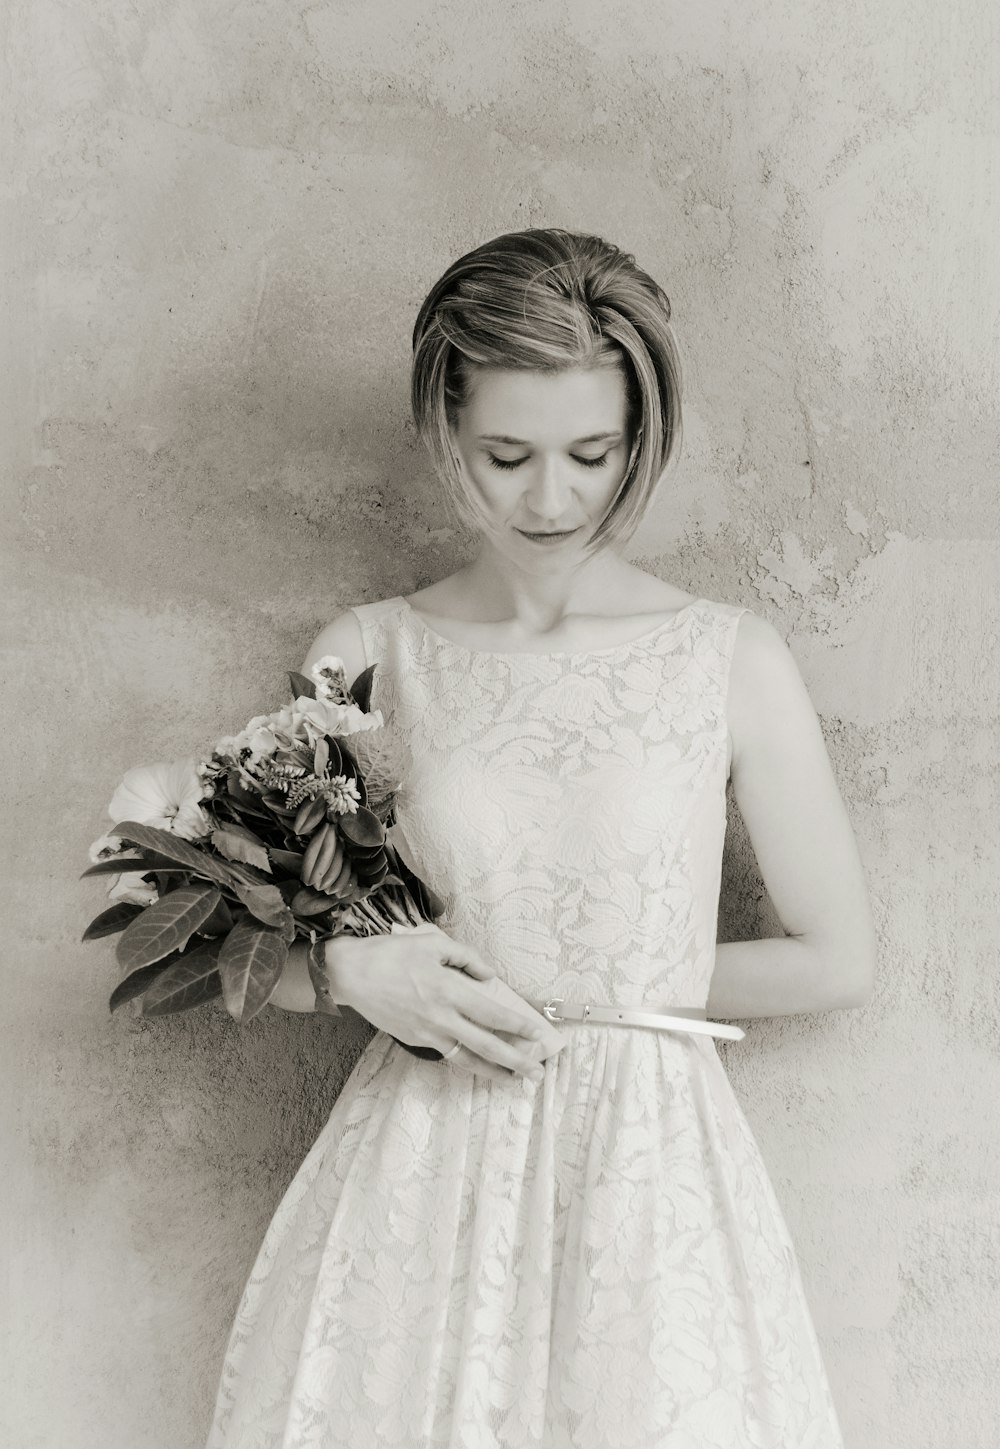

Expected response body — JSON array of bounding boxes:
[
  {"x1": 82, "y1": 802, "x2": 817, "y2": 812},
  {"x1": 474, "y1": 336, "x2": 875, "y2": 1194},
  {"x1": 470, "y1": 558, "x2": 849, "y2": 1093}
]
[{"x1": 4, "y1": 2, "x2": 997, "y2": 1446}]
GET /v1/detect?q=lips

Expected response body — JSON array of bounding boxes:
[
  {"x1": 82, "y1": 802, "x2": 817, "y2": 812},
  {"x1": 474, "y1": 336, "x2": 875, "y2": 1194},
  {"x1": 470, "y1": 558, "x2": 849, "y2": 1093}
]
[{"x1": 517, "y1": 527, "x2": 579, "y2": 538}]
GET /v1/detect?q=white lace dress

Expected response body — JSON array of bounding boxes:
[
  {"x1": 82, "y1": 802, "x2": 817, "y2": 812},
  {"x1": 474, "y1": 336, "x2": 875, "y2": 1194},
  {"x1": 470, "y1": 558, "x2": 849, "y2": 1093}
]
[{"x1": 205, "y1": 594, "x2": 846, "y2": 1449}]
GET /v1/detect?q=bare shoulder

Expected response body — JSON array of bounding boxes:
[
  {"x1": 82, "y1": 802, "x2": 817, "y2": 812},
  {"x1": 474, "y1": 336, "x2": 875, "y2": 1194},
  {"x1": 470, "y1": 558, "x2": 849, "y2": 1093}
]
[
  {"x1": 728, "y1": 605, "x2": 788, "y2": 666},
  {"x1": 300, "y1": 606, "x2": 368, "y2": 683},
  {"x1": 403, "y1": 572, "x2": 474, "y2": 620},
  {"x1": 726, "y1": 609, "x2": 822, "y2": 779}
]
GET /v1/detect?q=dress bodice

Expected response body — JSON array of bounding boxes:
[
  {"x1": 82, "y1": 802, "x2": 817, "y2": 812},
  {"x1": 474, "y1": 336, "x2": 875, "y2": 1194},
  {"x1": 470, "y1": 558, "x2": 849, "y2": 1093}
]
[{"x1": 348, "y1": 594, "x2": 748, "y2": 1011}]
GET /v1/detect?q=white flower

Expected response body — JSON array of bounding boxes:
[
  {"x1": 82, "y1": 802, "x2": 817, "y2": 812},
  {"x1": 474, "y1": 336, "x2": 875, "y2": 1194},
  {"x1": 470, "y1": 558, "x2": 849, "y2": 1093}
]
[
  {"x1": 107, "y1": 871, "x2": 158, "y2": 907},
  {"x1": 88, "y1": 833, "x2": 134, "y2": 865},
  {"x1": 209, "y1": 735, "x2": 242, "y2": 761},
  {"x1": 107, "y1": 758, "x2": 213, "y2": 841},
  {"x1": 271, "y1": 694, "x2": 383, "y2": 748},
  {"x1": 242, "y1": 722, "x2": 283, "y2": 762},
  {"x1": 309, "y1": 654, "x2": 348, "y2": 699}
]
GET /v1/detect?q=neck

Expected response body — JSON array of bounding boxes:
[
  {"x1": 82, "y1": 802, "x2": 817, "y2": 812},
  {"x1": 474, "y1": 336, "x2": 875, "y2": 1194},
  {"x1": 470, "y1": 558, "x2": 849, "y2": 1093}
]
[{"x1": 456, "y1": 540, "x2": 638, "y2": 626}]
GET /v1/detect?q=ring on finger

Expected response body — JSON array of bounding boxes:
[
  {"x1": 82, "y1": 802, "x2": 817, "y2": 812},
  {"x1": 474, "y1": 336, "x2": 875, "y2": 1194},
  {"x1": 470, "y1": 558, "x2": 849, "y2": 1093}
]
[{"x1": 441, "y1": 1040, "x2": 462, "y2": 1061}]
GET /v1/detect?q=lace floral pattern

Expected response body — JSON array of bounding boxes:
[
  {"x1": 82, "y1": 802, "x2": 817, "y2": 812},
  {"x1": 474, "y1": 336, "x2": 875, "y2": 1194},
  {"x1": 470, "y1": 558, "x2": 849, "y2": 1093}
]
[{"x1": 205, "y1": 595, "x2": 846, "y2": 1449}]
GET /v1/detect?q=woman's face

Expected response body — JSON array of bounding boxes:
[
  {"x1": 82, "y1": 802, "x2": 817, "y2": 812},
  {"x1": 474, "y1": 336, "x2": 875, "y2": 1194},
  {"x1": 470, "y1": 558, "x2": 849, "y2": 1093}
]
[{"x1": 450, "y1": 364, "x2": 635, "y2": 560}]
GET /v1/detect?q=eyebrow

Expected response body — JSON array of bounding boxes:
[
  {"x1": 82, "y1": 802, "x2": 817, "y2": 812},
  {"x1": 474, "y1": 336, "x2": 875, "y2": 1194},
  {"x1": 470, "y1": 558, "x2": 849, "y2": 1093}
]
[{"x1": 477, "y1": 431, "x2": 623, "y2": 445}]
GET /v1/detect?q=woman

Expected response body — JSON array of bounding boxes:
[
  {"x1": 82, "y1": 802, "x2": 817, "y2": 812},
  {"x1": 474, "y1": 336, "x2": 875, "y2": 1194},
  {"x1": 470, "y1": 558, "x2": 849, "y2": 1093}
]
[{"x1": 206, "y1": 227, "x2": 876, "y2": 1448}]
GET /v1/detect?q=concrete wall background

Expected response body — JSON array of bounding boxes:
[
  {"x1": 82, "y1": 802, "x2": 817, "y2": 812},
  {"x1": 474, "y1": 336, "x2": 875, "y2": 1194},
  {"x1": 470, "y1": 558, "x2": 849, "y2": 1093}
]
[{"x1": 4, "y1": 2, "x2": 997, "y2": 1446}]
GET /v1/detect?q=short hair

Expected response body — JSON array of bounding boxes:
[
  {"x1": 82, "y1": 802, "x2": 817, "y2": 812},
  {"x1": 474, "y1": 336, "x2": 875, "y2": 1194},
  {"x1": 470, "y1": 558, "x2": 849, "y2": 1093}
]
[{"x1": 410, "y1": 227, "x2": 683, "y2": 555}]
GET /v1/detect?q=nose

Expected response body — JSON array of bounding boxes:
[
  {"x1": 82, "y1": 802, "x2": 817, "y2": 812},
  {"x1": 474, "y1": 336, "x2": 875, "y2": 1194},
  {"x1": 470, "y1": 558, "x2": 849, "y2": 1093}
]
[{"x1": 523, "y1": 455, "x2": 575, "y2": 526}]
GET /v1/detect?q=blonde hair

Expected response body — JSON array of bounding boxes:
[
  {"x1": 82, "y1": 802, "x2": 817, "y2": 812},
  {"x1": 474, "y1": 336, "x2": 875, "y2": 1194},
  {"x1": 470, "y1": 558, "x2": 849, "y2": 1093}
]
[{"x1": 410, "y1": 227, "x2": 683, "y2": 555}]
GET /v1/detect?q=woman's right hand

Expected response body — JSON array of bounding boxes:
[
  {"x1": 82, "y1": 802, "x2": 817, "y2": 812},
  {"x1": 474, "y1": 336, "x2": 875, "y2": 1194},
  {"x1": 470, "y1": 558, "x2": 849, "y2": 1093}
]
[{"x1": 322, "y1": 923, "x2": 551, "y2": 1083}]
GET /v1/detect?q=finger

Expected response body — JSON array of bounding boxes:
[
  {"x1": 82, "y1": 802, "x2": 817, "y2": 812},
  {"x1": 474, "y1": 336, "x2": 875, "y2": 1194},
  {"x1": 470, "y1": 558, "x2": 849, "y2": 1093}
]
[
  {"x1": 444, "y1": 1047, "x2": 515, "y2": 1083},
  {"x1": 446, "y1": 975, "x2": 550, "y2": 1040},
  {"x1": 430, "y1": 933, "x2": 496, "y2": 982},
  {"x1": 455, "y1": 957, "x2": 496, "y2": 982},
  {"x1": 448, "y1": 1041, "x2": 541, "y2": 1083},
  {"x1": 444, "y1": 1012, "x2": 544, "y2": 1075}
]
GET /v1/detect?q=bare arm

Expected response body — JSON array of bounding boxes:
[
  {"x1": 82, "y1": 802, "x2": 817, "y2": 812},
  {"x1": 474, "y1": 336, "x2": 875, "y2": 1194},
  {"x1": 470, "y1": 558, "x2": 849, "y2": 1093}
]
[{"x1": 707, "y1": 611, "x2": 878, "y2": 1018}]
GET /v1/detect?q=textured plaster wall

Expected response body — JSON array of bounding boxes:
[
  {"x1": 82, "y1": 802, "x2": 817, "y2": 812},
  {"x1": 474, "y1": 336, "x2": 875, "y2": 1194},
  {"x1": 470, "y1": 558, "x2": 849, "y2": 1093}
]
[{"x1": 4, "y1": 3, "x2": 997, "y2": 1446}]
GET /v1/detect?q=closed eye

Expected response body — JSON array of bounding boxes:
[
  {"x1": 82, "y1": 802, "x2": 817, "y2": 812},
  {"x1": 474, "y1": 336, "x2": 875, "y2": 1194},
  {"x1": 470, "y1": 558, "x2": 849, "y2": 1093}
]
[{"x1": 486, "y1": 453, "x2": 611, "y2": 471}]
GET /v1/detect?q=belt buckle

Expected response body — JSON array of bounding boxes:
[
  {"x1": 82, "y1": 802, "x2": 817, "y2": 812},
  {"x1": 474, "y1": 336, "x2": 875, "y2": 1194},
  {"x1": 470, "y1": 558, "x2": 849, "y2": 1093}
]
[{"x1": 541, "y1": 996, "x2": 565, "y2": 1022}]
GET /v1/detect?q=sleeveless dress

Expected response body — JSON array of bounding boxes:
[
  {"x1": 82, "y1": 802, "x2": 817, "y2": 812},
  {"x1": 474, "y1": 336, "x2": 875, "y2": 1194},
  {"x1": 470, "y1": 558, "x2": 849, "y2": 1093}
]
[{"x1": 205, "y1": 593, "x2": 847, "y2": 1449}]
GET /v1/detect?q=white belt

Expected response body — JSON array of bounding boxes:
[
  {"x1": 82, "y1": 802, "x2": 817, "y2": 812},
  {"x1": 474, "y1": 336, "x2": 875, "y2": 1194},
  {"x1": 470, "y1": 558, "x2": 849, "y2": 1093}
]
[{"x1": 524, "y1": 996, "x2": 745, "y2": 1042}]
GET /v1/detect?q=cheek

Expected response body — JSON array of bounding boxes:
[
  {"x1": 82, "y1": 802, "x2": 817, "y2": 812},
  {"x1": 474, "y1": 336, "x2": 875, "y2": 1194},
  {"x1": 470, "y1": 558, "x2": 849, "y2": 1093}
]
[
  {"x1": 603, "y1": 450, "x2": 633, "y2": 492},
  {"x1": 468, "y1": 463, "x2": 512, "y2": 509}
]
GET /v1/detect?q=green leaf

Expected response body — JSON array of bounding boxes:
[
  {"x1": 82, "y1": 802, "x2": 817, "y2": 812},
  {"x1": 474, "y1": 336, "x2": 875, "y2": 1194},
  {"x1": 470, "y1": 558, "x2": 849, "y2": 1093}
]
[
  {"x1": 356, "y1": 857, "x2": 389, "y2": 886},
  {"x1": 339, "y1": 805, "x2": 384, "y2": 850},
  {"x1": 83, "y1": 902, "x2": 145, "y2": 940},
  {"x1": 109, "y1": 958, "x2": 175, "y2": 1012},
  {"x1": 141, "y1": 939, "x2": 225, "y2": 1016},
  {"x1": 338, "y1": 880, "x2": 372, "y2": 904},
  {"x1": 287, "y1": 669, "x2": 316, "y2": 700},
  {"x1": 115, "y1": 885, "x2": 222, "y2": 971},
  {"x1": 231, "y1": 881, "x2": 294, "y2": 934},
  {"x1": 80, "y1": 853, "x2": 187, "y2": 879},
  {"x1": 224, "y1": 774, "x2": 271, "y2": 817},
  {"x1": 111, "y1": 820, "x2": 271, "y2": 887},
  {"x1": 268, "y1": 847, "x2": 304, "y2": 873},
  {"x1": 349, "y1": 663, "x2": 375, "y2": 712},
  {"x1": 325, "y1": 736, "x2": 344, "y2": 775},
  {"x1": 290, "y1": 886, "x2": 337, "y2": 917},
  {"x1": 217, "y1": 919, "x2": 289, "y2": 1023},
  {"x1": 260, "y1": 792, "x2": 298, "y2": 817},
  {"x1": 211, "y1": 825, "x2": 273, "y2": 873},
  {"x1": 198, "y1": 894, "x2": 234, "y2": 936},
  {"x1": 154, "y1": 872, "x2": 189, "y2": 895},
  {"x1": 335, "y1": 740, "x2": 368, "y2": 809}
]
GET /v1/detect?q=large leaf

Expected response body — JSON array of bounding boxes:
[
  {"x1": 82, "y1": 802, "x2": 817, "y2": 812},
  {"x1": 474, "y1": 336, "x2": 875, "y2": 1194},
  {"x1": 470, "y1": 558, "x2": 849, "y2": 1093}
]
[
  {"x1": 268, "y1": 847, "x2": 304, "y2": 873},
  {"x1": 217, "y1": 919, "x2": 289, "y2": 1023},
  {"x1": 339, "y1": 805, "x2": 383, "y2": 850},
  {"x1": 80, "y1": 853, "x2": 188, "y2": 879},
  {"x1": 109, "y1": 958, "x2": 176, "y2": 1012},
  {"x1": 110, "y1": 820, "x2": 272, "y2": 888},
  {"x1": 211, "y1": 825, "x2": 273, "y2": 874},
  {"x1": 224, "y1": 774, "x2": 272, "y2": 817},
  {"x1": 290, "y1": 886, "x2": 338, "y2": 917},
  {"x1": 83, "y1": 902, "x2": 145, "y2": 940},
  {"x1": 232, "y1": 881, "x2": 295, "y2": 938},
  {"x1": 115, "y1": 884, "x2": 222, "y2": 971},
  {"x1": 141, "y1": 939, "x2": 225, "y2": 1016},
  {"x1": 198, "y1": 894, "x2": 234, "y2": 936},
  {"x1": 260, "y1": 793, "x2": 298, "y2": 818}
]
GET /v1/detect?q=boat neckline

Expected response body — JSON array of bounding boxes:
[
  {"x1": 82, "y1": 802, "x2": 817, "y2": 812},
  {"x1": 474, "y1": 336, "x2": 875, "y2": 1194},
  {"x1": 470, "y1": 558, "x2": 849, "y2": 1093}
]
[{"x1": 393, "y1": 594, "x2": 707, "y2": 659}]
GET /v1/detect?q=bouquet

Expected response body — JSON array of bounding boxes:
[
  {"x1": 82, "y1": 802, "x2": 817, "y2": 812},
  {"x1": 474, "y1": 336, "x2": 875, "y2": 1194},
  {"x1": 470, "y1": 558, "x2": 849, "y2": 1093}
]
[{"x1": 81, "y1": 654, "x2": 446, "y2": 1055}]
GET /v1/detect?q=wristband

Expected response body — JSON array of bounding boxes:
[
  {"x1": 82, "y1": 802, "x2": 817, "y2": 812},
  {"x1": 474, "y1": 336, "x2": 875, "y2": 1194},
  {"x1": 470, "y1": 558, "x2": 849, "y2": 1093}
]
[
  {"x1": 313, "y1": 979, "x2": 342, "y2": 1017},
  {"x1": 307, "y1": 936, "x2": 342, "y2": 1017}
]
